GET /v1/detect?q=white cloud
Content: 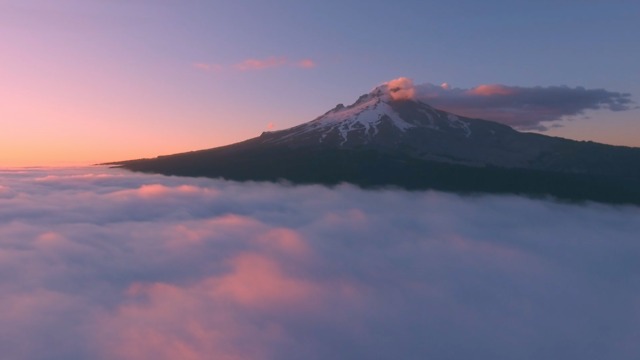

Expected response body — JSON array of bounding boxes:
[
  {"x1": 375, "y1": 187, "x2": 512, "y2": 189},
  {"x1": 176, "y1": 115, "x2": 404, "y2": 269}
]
[{"x1": 0, "y1": 167, "x2": 639, "y2": 359}]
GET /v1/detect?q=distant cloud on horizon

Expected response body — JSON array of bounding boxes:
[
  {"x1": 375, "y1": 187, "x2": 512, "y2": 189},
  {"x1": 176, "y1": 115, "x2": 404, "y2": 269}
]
[
  {"x1": 384, "y1": 77, "x2": 635, "y2": 130},
  {"x1": 295, "y1": 59, "x2": 317, "y2": 69},
  {"x1": 194, "y1": 56, "x2": 317, "y2": 73},
  {"x1": 233, "y1": 56, "x2": 288, "y2": 71},
  {"x1": 193, "y1": 62, "x2": 224, "y2": 72}
]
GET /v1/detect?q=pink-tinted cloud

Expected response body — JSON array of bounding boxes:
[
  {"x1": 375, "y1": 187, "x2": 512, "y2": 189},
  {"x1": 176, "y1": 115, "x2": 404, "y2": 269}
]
[
  {"x1": 233, "y1": 56, "x2": 288, "y2": 71},
  {"x1": 467, "y1": 84, "x2": 517, "y2": 96},
  {"x1": 296, "y1": 59, "x2": 316, "y2": 69},
  {"x1": 194, "y1": 57, "x2": 317, "y2": 73},
  {"x1": 256, "y1": 228, "x2": 309, "y2": 257},
  {"x1": 0, "y1": 185, "x2": 14, "y2": 199},
  {"x1": 213, "y1": 253, "x2": 320, "y2": 307},
  {"x1": 382, "y1": 79, "x2": 635, "y2": 130},
  {"x1": 114, "y1": 184, "x2": 212, "y2": 199},
  {"x1": 386, "y1": 77, "x2": 416, "y2": 101},
  {"x1": 1, "y1": 167, "x2": 640, "y2": 360},
  {"x1": 98, "y1": 281, "x2": 248, "y2": 360},
  {"x1": 193, "y1": 62, "x2": 224, "y2": 73}
]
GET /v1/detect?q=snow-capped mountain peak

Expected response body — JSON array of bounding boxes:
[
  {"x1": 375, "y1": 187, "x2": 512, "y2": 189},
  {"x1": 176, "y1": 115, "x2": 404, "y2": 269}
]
[
  {"x1": 261, "y1": 85, "x2": 473, "y2": 147},
  {"x1": 113, "y1": 80, "x2": 640, "y2": 205},
  {"x1": 312, "y1": 90, "x2": 415, "y2": 135}
]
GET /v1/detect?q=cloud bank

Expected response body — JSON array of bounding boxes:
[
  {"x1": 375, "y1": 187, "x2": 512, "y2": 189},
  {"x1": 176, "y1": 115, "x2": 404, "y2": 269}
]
[
  {"x1": 384, "y1": 77, "x2": 635, "y2": 130},
  {"x1": 1, "y1": 167, "x2": 639, "y2": 360}
]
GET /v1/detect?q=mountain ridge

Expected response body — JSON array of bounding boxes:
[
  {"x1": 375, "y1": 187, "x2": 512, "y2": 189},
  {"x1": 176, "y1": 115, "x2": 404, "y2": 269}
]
[{"x1": 109, "y1": 84, "x2": 640, "y2": 205}]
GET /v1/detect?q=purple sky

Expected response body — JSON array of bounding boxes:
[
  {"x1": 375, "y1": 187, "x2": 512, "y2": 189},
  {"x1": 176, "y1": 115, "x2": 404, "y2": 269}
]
[{"x1": 1, "y1": 0, "x2": 639, "y2": 165}]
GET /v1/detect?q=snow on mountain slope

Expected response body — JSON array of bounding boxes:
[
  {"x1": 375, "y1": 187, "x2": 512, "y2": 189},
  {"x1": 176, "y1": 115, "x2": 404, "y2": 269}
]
[
  {"x1": 111, "y1": 79, "x2": 640, "y2": 204},
  {"x1": 261, "y1": 84, "x2": 473, "y2": 147}
]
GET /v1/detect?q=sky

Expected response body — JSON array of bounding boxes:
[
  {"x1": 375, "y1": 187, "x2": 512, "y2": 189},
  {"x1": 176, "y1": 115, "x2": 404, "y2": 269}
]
[
  {"x1": 1, "y1": 166, "x2": 640, "y2": 359},
  {"x1": 1, "y1": 0, "x2": 639, "y2": 166}
]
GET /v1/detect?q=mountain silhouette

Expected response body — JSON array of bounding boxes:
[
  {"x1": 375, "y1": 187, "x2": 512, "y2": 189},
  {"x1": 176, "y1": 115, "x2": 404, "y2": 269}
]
[{"x1": 109, "y1": 84, "x2": 640, "y2": 205}]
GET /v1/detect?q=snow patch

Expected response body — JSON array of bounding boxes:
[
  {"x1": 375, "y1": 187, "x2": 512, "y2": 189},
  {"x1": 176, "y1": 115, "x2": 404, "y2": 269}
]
[
  {"x1": 447, "y1": 114, "x2": 472, "y2": 137},
  {"x1": 417, "y1": 108, "x2": 440, "y2": 130},
  {"x1": 263, "y1": 86, "x2": 473, "y2": 146},
  {"x1": 274, "y1": 93, "x2": 414, "y2": 145},
  {"x1": 314, "y1": 96, "x2": 414, "y2": 145}
]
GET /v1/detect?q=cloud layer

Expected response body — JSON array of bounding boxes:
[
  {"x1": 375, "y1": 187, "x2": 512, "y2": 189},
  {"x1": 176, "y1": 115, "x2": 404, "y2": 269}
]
[
  {"x1": 384, "y1": 78, "x2": 635, "y2": 130},
  {"x1": 1, "y1": 167, "x2": 640, "y2": 360}
]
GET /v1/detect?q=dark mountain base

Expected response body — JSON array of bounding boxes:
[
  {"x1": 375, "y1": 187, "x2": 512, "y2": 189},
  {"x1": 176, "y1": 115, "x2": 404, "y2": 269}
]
[{"x1": 111, "y1": 147, "x2": 640, "y2": 206}]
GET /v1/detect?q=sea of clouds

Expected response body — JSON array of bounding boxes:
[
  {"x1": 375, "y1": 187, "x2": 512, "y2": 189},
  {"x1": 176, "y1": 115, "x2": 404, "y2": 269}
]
[{"x1": 1, "y1": 167, "x2": 639, "y2": 360}]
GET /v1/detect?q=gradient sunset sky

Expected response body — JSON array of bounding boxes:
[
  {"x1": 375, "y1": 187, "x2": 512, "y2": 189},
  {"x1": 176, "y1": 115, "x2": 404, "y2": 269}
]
[{"x1": 1, "y1": 0, "x2": 639, "y2": 166}]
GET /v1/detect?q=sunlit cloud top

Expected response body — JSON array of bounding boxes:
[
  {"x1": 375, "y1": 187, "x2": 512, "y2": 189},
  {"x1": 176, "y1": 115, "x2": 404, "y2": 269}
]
[{"x1": 1, "y1": 167, "x2": 639, "y2": 359}]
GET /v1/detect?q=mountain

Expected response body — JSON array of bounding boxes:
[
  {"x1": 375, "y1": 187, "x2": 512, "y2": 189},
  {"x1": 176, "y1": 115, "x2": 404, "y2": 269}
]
[{"x1": 109, "y1": 84, "x2": 640, "y2": 205}]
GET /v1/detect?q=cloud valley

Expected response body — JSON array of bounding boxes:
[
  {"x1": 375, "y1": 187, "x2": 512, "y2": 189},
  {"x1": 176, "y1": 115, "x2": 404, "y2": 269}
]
[{"x1": 0, "y1": 167, "x2": 639, "y2": 360}]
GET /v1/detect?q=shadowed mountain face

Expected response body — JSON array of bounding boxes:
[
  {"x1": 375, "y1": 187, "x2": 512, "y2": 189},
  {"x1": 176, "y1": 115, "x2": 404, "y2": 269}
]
[{"x1": 111, "y1": 85, "x2": 640, "y2": 205}]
